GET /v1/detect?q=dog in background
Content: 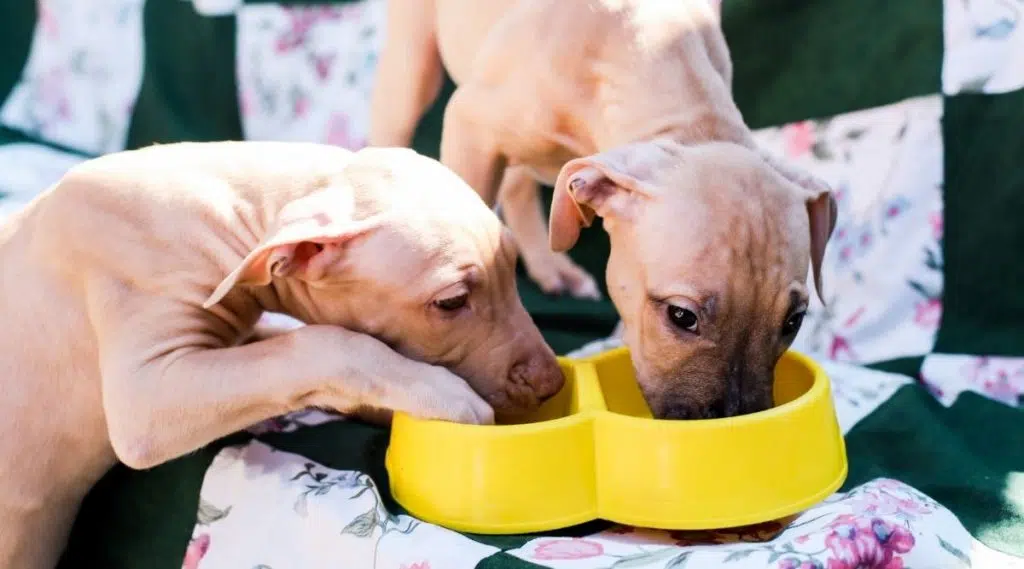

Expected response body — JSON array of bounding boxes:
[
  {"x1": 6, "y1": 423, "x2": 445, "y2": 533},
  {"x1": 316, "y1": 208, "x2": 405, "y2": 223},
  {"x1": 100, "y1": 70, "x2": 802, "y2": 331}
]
[{"x1": 370, "y1": 0, "x2": 837, "y2": 420}]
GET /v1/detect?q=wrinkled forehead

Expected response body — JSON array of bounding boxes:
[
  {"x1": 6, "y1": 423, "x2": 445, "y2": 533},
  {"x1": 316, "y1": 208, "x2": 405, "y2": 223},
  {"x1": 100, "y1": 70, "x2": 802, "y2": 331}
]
[
  {"x1": 655, "y1": 144, "x2": 796, "y2": 200},
  {"x1": 635, "y1": 167, "x2": 811, "y2": 296},
  {"x1": 637, "y1": 228, "x2": 808, "y2": 321},
  {"x1": 370, "y1": 211, "x2": 512, "y2": 289}
]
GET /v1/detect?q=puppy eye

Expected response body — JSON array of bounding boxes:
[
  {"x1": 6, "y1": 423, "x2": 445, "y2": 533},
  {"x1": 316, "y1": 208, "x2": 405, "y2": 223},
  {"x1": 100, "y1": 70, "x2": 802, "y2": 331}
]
[
  {"x1": 782, "y1": 310, "x2": 806, "y2": 336},
  {"x1": 667, "y1": 305, "x2": 699, "y2": 333},
  {"x1": 434, "y1": 293, "x2": 469, "y2": 312}
]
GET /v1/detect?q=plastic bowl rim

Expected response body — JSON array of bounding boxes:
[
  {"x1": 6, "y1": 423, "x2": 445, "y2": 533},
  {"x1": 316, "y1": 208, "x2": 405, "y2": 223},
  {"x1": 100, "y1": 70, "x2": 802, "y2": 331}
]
[
  {"x1": 585, "y1": 347, "x2": 831, "y2": 430},
  {"x1": 391, "y1": 348, "x2": 829, "y2": 433}
]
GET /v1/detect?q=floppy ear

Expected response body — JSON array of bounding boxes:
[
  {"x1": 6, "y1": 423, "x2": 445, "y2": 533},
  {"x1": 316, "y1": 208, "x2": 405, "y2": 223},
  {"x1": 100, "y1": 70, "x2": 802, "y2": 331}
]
[
  {"x1": 760, "y1": 153, "x2": 838, "y2": 303},
  {"x1": 202, "y1": 190, "x2": 381, "y2": 309},
  {"x1": 549, "y1": 140, "x2": 680, "y2": 252},
  {"x1": 806, "y1": 190, "x2": 838, "y2": 302}
]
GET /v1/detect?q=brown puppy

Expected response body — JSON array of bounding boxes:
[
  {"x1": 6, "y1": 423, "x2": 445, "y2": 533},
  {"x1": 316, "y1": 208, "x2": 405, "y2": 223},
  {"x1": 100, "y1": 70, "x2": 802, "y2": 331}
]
[
  {"x1": 0, "y1": 141, "x2": 562, "y2": 569},
  {"x1": 370, "y1": 0, "x2": 836, "y2": 419}
]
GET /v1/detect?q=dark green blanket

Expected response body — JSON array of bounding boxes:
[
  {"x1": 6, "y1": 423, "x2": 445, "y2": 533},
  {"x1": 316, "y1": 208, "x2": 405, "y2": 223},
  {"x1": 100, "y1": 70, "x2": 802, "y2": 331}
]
[{"x1": 0, "y1": 0, "x2": 1020, "y2": 567}]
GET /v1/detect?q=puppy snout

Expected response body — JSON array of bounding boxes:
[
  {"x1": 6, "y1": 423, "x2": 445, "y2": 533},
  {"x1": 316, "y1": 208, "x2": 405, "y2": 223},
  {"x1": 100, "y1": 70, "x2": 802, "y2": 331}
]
[
  {"x1": 510, "y1": 353, "x2": 565, "y2": 402},
  {"x1": 487, "y1": 353, "x2": 565, "y2": 415}
]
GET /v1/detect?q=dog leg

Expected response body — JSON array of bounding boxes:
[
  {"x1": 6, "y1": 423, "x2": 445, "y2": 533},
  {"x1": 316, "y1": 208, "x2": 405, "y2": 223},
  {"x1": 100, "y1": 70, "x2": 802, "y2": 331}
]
[
  {"x1": 369, "y1": 0, "x2": 444, "y2": 147},
  {"x1": 93, "y1": 292, "x2": 493, "y2": 470},
  {"x1": 440, "y1": 87, "x2": 507, "y2": 207},
  {"x1": 498, "y1": 167, "x2": 600, "y2": 299}
]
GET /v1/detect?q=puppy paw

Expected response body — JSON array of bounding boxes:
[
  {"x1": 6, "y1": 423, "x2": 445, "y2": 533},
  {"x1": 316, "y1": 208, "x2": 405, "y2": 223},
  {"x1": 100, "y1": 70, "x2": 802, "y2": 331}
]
[
  {"x1": 522, "y1": 249, "x2": 601, "y2": 300},
  {"x1": 406, "y1": 365, "x2": 496, "y2": 425}
]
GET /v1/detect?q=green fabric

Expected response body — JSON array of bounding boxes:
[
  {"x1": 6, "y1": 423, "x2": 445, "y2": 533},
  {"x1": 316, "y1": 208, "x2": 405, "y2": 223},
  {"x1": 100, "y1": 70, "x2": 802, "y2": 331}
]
[
  {"x1": 935, "y1": 89, "x2": 1024, "y2": 356},
  {"x1": 843, "y1": 386, "x2": 1024, "y2": 556},
  {"x1": 866, "y1": 357, "x2": 926, "y2": 379},
  {"x1": 0, "y1": 124, "x2": 92, "y2": 158},
  {"x1": 722, "y1": 0, "x2": 943, "y2": 128},
  {"x1": 56, "y1": 423, "x2": 616, "y2": 569},
  {"x1": 0, "y1": 0, "x2": 36, "y2": 107},
  {"x1": 125, "y1": 0, "x2": 244, "y2": 149},
  {"x1": 477, "y1": 553, "x2": 547, "y2": 569}
]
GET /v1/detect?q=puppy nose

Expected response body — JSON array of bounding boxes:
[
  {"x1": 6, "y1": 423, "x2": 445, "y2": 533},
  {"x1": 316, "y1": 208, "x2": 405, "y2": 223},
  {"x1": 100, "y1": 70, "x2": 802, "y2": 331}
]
[{"x1": 510, "y1": 354, "x2": 565, "y2": 401}]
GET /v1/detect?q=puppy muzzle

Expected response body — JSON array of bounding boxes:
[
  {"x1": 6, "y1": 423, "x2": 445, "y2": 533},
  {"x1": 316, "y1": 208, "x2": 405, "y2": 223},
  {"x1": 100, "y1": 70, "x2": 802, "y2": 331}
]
[{"x1": 488, "y1": 353, "x2": 565, "y2": 415}]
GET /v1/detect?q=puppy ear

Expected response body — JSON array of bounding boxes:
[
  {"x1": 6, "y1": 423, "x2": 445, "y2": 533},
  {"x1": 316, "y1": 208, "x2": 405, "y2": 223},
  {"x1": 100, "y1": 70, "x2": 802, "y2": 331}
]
[
  {"x1": 806, "y1": 190, "x2": 838, "y2": 303},
  {"x1": 549, "y1": 140, "x2": 680, "y2": 252},
  {"x1": 760, "y1": 153, "x2": 838, "y2": 303},
  {"x1": 202, "y1": 190, "x2": 382, "y2": 309}
]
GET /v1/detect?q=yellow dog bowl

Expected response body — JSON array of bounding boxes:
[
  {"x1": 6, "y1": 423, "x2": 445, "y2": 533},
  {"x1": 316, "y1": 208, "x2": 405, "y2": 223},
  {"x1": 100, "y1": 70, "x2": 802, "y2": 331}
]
[{"x1": 385, "y1": 347, "x2": 847, "y2": 534}]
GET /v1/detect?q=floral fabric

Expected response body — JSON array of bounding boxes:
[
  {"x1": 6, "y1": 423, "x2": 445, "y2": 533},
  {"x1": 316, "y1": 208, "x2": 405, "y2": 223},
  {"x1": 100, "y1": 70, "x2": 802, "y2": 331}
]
[
  {"x1": 505, "y1": 477, "x2": 1024, "y2": 569},
  {"x1": 0, "y1": 0, "x2": 145, "y2": 155},
  {"x1": 235, "y1": 0, "x2": 386, "y2": 150},
  {"x1": 182, "y1": 441, "x2": 1022, "y2": 569},
  {"x1": 180, "y1": 441, "x2": 498, "y2": 569},
  {"x1": 922, "y1": 353, "x2": 1024, "y2": 407},
  {"x1": 943, "y1": 0, "x2": 1024, "y2": 94}
]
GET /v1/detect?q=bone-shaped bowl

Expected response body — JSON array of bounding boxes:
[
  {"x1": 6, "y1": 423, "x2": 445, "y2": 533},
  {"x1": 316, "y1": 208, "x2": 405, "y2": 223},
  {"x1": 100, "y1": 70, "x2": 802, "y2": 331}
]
[{"x1": 385, "y1": 347, "x2": 847, "y2": 534}]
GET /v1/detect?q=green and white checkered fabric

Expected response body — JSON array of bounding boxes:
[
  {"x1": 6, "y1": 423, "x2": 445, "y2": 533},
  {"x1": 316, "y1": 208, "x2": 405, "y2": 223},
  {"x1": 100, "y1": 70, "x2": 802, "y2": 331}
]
[{"x1": 1, "y1": 1, "x2": 1022, "y2": 567}]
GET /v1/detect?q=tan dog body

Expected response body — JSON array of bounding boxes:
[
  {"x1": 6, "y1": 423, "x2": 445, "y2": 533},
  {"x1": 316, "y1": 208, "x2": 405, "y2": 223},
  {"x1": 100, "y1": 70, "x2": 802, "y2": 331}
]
[
  {"x1": 0, "y1": 141, "x2": 562, "y2": 568},
  {"x1": 372, "y1": 0, "x2": 737, "y2": 299},
  {"x1": 371, "y1": 0, "x2": 837, "y2": 419}
]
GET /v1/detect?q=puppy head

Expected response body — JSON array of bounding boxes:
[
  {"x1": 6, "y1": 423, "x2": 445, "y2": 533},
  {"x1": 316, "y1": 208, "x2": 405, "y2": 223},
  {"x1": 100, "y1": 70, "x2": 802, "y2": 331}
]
[
  {"x1": 550, "y1": 140, "x2": 836, "y2": 419},
  {"x1": 206, "y1": 147, "x2": 563, "y2": 417}
]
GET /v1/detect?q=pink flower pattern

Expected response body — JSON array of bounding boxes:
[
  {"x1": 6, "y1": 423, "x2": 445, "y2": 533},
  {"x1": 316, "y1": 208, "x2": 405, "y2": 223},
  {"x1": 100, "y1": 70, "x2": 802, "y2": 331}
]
[
  {"x1": 181, "y1": 533, "x2": 210, "y2": 569},
  {"x1": 37, "y1": 68, "x2": 73, "y2": 122},
  {"x1": 913, "y1": 298, "x2": 942, "y2": 327},
  {"x1": 824, "y1": 517, "x2": 915, "y2": 569},
  {"x1": 929, "y1": 211, "x2": 943, "y2": 242},
  {"x1": 325, "y1": 112, "x2": 364, "y2": 150},
  {"x1": 238, "y1": 1, "x2": 377, "y2": 148},
  {"x1": 783, "y1": 121, "x2": 816, "y2": 158},
  {"x1": 844, "y1": 489, "x2": 935, "y2": 521},
  {"x1": 960, "y1": 357, "x2": 1024, "y2": 406},
  {"x1": 531, "y1": 539, "x2": 605, "y2": 560},
  {"x1": 38, "y1": 0, "x2": 60, "y2": 39},
  {"x1": 274, "y1": 7, "x2": 345, "y2": 54},
  {"x1": 507, "y1": 480, "x2": 958, "y2": 568}
]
